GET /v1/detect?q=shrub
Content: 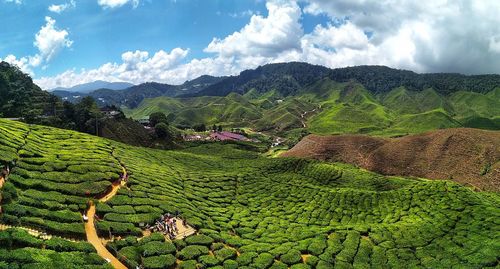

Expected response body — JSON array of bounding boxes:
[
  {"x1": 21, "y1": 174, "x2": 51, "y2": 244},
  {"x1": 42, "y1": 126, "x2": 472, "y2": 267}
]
[
  {"x1": 236, "y1": 252, "x2": 258, "y2": 266},
  {"x1": 269, "y1": 261, "x2": 288, "y2": 269},
  {"x1": 142, "y1": 241, "x2": 176, "y2": 257},
  {"x1": 305, "y1": 255, "x2": 319, "y2": 267},
  {"x1": 177, "y1": 245, "x2": 209, "y2": 260},
  {"x1": 316, "y1": 260, "x2": 334, "y2": 269},
  {"x1": 143, "y1": 254, "x2": 176, "y2": 269},
  {"x1": 214, "y1": 248, "x2": 237, "y2": 262},
  {"x1": 198, "y1": 255, "x2": 220, "y2": 267},
  {"x1": 179, "y1": 260, "x2": 197, "y2": 269},
  {"x1": 185, "y1": 234, "x2": 214, "y2": 246},
  {"x1": 280, "y1": 249, "x2": 301, "y2": 265},
  {"x1": 223, "y1": 259, "x2": 238, "y2": 269},
  {"x1": 251, "y1": 252, "x2": 274, "y2": 269},
  {"x1": 290, "y1": 264, "x2": 311, "y2": 269}
]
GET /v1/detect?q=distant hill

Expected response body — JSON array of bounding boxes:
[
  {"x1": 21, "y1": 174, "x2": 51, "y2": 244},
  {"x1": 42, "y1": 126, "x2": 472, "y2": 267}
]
[
  {"x1": 53, "y1": 75, "x2": 225, "y2": 107},
  {"x1": 282, "y1": 128, "x2": 500, "y2": 192},
  {"x1": 50, "y1": 80, "x2": 134, "y2": 93}
]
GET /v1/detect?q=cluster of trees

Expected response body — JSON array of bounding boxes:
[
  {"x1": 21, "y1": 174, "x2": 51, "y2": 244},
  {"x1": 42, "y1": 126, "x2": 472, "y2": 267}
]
[
  {"x1": 189, "y1": 62, "x2": 330, "y2": 97},
  {"x1": 0, "y1": 62, "x2": 57, "y2": 118},
  {"x1": 329, "y1": 65, "x2": 500, "y2": 94},
  {"x1": 184, "y1": 62, "x2": 500, "y2": 98}
]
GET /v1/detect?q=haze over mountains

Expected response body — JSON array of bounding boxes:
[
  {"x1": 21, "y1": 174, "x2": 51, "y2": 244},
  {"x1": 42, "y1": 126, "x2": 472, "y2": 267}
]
[{"x1": 50, "y1": 80, "x2": 134, "y2": 93}]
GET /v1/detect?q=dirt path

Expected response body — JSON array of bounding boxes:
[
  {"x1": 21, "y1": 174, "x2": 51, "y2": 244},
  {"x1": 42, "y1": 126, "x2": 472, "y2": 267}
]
[
  {"x1": 84, "y1": 165, "x2": 128, "y2": 269},
  {"x1": 85, "y1": 201, "x2": 127, "y2": 269}
]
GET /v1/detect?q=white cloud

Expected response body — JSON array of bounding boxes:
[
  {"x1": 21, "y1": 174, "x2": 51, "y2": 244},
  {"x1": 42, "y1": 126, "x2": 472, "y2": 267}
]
[
  {"x1": 34, "y1": 0, "x2": 500, "y2": 90},
  {"x1": 1, "y1": 16, "x2": 72, "y2": 77},
  {"x1": 48, "y1": 0, "x2": 76, "y2": 13},
  {"x1": 34, "y1": 16, "x2": 73, "y2": 64},
  {"x1": 302, "y1": 0, "x2": 500, "y2": 74},
  {"x1": 0, "y1": 55, "x2": 31, "y2": 74},
  {"x1": 97, "y1": 0, "x2": 139, "y2": 9},
  {"x1": 4, "y1": 0, "x2": 22, "y2": 4},
  {"x1": 35, "y1": 48, "x2": 190, "y2": 89},
  {"x1": 205, "y1": 1, "x2": 303, "y2": 58}
]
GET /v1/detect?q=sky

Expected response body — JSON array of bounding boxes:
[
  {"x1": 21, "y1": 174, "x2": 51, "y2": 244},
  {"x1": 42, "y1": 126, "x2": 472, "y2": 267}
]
[{"x1": 1, "y1": 0, "x2": 500, "y2": 90}]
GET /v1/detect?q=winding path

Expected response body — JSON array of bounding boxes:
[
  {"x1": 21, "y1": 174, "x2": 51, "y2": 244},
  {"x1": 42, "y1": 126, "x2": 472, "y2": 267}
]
[
  {"x1": 85, "y1": 201, "x2": 127, "y2": 269},
  {"x1": 84, "y1": 166, "x2": 128, "y2": 269}
]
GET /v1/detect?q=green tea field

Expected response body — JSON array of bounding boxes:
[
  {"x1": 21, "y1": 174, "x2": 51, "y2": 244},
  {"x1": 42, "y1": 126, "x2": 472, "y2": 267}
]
[{"x1": 0, "y1": 119, "x2": 499, "y2": 269}]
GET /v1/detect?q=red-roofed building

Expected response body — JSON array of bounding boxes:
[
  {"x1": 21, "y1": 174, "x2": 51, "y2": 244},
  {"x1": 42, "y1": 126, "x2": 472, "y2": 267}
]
[{"x1": 210, "y1": 131, "x2": 250, "y2": 141}]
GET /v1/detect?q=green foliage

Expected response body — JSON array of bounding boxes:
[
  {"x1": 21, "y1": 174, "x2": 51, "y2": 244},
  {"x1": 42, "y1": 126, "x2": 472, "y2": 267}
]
[
  {"x1": 185, "y1": 234, "x2": 214, "y2": 246},
  {"x1": 143, "y1": 254, "x2": 176, "y2": 269},
  {"x1": 149, "y1": 112, "x2": 169, "y2": 126},
  {"x1": 177, "y1": 245, "x2": 209, "y2": 260},
  {"x1": 142, "y1": 241, "x2": 176, "y2": 257},
  {"x1": 1, "y1": 119, "x2": 499, "y2": 269},
  {"x1": 0, "y1": 228, "x2": 105, "y2": 268},
  {"x1": 280, "y1": 249, "x2": 301, "y2": 265}
]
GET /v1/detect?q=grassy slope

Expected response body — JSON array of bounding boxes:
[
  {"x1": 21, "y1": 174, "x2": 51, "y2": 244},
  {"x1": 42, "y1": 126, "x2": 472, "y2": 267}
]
[
  {"x1": 124, "y1": 80, "x2": 499, "y2": 136},
  {"x1": 0, "y1": 120, "x2": 499, "y2": 268}
]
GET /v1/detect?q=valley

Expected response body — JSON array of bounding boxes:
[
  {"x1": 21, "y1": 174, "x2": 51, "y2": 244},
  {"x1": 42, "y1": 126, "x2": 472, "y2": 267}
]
[{"x1": 0, "y1": 119, "x2": 499, "y2": 268}]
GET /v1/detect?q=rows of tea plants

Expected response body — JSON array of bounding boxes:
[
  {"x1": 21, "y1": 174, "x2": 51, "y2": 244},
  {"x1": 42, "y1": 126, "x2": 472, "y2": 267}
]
[
  {"x1": 99, "y1": 143, "x2": 499, "y2": 268},
  {"x1": 0, "y1": 120, "x2": 28, "y2": 164},
  {"x1": 0, "y1": 227, "x2": 111, "y2": 268},
  {"x1": 0, "y1": 121, "x2": 122, "y2": 238},
  {"x1": 1, "y1": 120, "x2": 499, "y2": 268}
]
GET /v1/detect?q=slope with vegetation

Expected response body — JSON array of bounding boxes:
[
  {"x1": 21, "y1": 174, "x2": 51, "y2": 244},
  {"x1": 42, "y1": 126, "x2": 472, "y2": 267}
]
[
  {"x1": 125, "y1": 76, "x2": 500, "y2": 136},
  {"x1": 0, "y1": 119, "x2": 499, "y2": 268},
  {"x1": 283, "y1": 128, "x2": 500, "y2": 192}
]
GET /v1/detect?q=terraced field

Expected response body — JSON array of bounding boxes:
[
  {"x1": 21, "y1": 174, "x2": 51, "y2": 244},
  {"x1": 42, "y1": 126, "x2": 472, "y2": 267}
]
[{"x1": 0, "y1": 119, "x2": 499, "y2": 268}]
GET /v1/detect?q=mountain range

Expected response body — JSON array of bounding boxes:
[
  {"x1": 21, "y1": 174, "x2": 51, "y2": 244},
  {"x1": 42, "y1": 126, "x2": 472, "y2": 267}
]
[
  {"x1": 50, "y1": 80, "x2": 134, "y2": 93},
  {"x1": 116, "y1": 63, "x2": 500, "y2": 137},
  {"x1": 3, "y1": 60, "x2": 500, "y2": 138}
]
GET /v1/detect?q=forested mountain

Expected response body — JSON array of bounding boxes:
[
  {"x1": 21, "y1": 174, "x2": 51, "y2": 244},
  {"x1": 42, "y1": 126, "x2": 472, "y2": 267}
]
[
  {"x1": 187, "y1": 62, "x2": 331, "y2": 97},
  {"x1": 191, "y1": 63, "x2": 500, "y2": 97},
  {"x1": 0, "y1": 62, "x2": 58, "y2": 118}
]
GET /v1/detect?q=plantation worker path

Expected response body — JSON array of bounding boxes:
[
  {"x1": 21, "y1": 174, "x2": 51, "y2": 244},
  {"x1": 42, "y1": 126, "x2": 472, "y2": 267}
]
[
  {"x1": 85, "y1": 201, "x2": 127, "y2": 269},
  {"x1": 98, "y1": 167, "x2": 128, "y2": 203},
  {"x1": 83, "y1": 165, "x2": 129, "y2": 269}
]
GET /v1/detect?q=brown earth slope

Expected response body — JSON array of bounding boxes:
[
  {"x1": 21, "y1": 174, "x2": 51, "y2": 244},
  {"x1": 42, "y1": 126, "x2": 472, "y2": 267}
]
[{"x1": 282, "y1": 128, "x2": 500, "y2": 191}]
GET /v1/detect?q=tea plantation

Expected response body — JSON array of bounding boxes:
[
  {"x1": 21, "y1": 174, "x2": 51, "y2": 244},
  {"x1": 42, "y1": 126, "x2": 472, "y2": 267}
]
[{"x1": 0, "y1": 119, "x2": 499, "y2": 268}]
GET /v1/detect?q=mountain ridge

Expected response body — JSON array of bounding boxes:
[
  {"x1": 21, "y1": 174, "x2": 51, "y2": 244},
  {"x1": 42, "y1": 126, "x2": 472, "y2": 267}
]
[{"x1": 50, "y1": 80, "x2": 134, "y2": 93}]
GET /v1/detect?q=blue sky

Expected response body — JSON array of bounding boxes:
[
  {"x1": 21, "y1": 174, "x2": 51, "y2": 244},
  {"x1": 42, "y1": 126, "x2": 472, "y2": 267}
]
[
  {"x1": 1, "y1": 1, "x2": 281, "y2": 76},
  {"x1": 1, "y1": 0, "x2": 500, "y2": 89}
]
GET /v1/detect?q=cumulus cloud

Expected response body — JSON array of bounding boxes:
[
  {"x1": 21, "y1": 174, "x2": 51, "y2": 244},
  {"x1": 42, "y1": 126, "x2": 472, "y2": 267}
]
[
  {"x1": 35, "y1": 48, "x2": 189, "y2": 89},
  {"x1": 34, "y1": 16, "x2": 73, "y2": 64},
  {"x1": 205, "y1": 1, "x2": 302, "y2": 58},
  {"x1": 48, "y1": 0, "x2": 76, "y2": 13},
  {"x1": 0, "y1": 55, "x2": 31, "y2": 74},
  {"x1": 35, "y1": 0, "x2": 500, "y2": 90},
  {"x1": 302, "y1": 0, "x2": 500, "y2": 74},
  {"x1": 1, "y1": 16, "x2": 72, "y2": 76},
  {"x1": 97, "y1": 0, "x2": 139, "y2": 9}
]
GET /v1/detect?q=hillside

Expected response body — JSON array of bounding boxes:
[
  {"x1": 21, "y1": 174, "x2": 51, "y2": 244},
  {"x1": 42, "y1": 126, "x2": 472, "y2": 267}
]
[
  {"x1": 0, "y1": 119, "x2": 498, "y2": 268},
  {"x1": 126, "y1": 78, "x2": 500, "y2": 136},
  {"x1": 0, "y1": 62, "x2": 58, "y2": 118},
  {"x1": 283, "y1": 128, "x2": 500, "y2": 191}
]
